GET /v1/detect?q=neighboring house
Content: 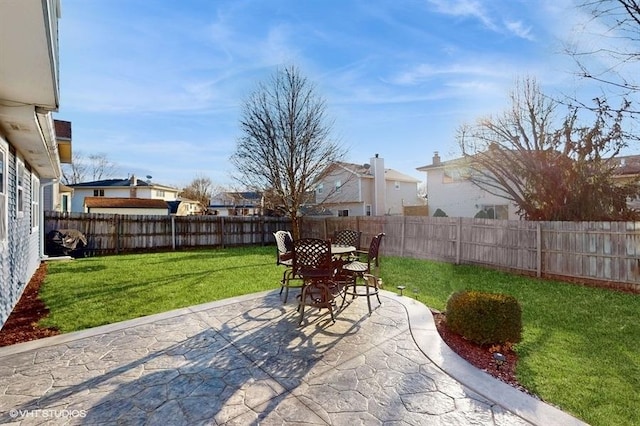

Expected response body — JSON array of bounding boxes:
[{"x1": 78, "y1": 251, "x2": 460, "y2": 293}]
[
  {"x1": 0, "y1": 0, "x2": 70, "y2": 328},
  {"x1": 314, "y1": 154, "x2": 422, "y2": 217},
  {"x1": 208, "y1": 191, "x2": 263, "y2": 216},
  {"x1": 418, "y1": 151, "x2": 640, "y2": 220},
  {"x1": 167, "y1": 198, "x2": 203, "y2": 216},
  {"x1": 42, "y1": 119, "x2": 73, "y2": 213},
  {"x1": 416, "y1": 152, "x2": 519, "y2": 219},
  {"x1": 43, "y1": 181, "x2": 73, "y2": 213},
  {"x1": 608, "y1": 154, "x2": 640, "y2": 210},
  {"x1": 69, "y1": 175, "x2": 180, "y2": 213},
  {"x1": 84, "y1": 197, "x2": 169, "y2": 215}
]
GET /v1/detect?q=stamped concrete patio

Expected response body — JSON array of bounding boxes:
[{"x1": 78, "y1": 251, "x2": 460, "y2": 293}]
[{"x1": 0, "y1": 290, "x2": 586, "y2": 425}]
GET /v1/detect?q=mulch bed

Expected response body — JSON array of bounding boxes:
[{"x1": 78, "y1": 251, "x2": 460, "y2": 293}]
[{"x1": 0, "y1": 263, "x2": 60, "y2": 347}]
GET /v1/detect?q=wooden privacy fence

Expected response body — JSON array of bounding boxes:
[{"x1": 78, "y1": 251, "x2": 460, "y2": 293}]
[
  {"x1": 45, "y1": 212, "x2": 291, "y2": 256},
  {"x1": 45, "y1": 212, "x2": 640, "y2": 291},
  {"x1": 299, "y1": 216, "x2": 640, "y2": 292}
]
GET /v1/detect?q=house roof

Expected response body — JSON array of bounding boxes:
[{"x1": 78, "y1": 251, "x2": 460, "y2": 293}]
[
  {"x1": 417, "y1": 153, "x2": 640, "y2": 176},
  {"x1": 611, "y1": 155, "x2": 640, "y2": 176},
  {"x1": 59, "y1": 183, "x2": 73, "y2": 193},
  {"x1": 167, "y1": 200, "x2": 181, "y2": 213},
  {"x1": 384, "y1": 169, "x2": 421, "y2": 183},
  {"x1": 70, "y1": 178, "x2": 178, "y2": 191},
  {"x1": 416, "y1": 156, "x2": 468, "y2": 171},
  {"x1": 84, "y1": 197, "x2": 168, "y2": 209},
  {"x1": 334, "y1": 161, "x2": 420, "y2": 182}
]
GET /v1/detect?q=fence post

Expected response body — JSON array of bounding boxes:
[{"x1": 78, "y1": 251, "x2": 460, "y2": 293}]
[
  {"x1": 115, "y1": 214, "x2": 121, "y2": 255},
  {"x1": 221, "y1": 217, "x2": 225, "y2": 248},
  {"x1": 171, "y1": 215, "x2": 176, "y2": 250},
  {"x1": 400, "y1": 216, "x2": 406, "y2": 257},
  {"x1": 537, "y1": 222, "x2": 542, "y2": 277},
  {"x1": 456, "y1": 217, "x2": 462, "y2": 265}
]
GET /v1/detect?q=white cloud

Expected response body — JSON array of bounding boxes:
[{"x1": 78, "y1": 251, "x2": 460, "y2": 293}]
[
  {"x1": 427, "y1": 0, "x2": 496, "y2": 30},
  {"x1": 388, "y1": 63, "x2": 511, "y2": 86},
  {"x1": 505, "y1": 20, "x2": 535, "y2": 41}
]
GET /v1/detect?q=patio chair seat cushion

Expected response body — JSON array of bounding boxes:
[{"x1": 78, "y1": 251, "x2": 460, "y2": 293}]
[
  {"x1": 343, "y1": 261, "x2": 368, "y2": 273},
  {"x1": 279, "y1": 251, "x2": 294, "y2": 262}
]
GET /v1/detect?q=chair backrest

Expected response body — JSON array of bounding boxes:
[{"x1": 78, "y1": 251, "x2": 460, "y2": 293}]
[
  {"x1": 293, "y1": 238, "x2": 333, "y2": 273},
  {"x1": 333, "y1": 229, "x2": 362, "y2": 249},
  {"x1": 367, "y1": 233, "x2": 385, "y2": 269},
  {"x1": 273, "y1": 230, "x2": 294, "y2": 265}
]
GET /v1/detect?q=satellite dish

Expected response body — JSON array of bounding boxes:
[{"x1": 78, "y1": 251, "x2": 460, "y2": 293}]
[{"x1": 146, "y1": 175, "x2": 152, "y2": 179}]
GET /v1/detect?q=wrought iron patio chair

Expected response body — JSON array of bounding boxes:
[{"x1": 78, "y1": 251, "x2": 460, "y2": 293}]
[
  {"x1": 333, "y1": 229, "x2": 362, "y2": 250},
  {"x1": 293, "y1": 238, "x2": 344, "y2": 325},
  {"x1": 274, "y1": 230, "x2": 300, "y2": 303},
  {"x1": 340, "y1": 232, "x2": 385, "y2": 314}
]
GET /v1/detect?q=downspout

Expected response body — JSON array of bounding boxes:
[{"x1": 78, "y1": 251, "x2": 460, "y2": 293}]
[{"x1": 40, "y1": 179, "x2": 58, "y2": 259}]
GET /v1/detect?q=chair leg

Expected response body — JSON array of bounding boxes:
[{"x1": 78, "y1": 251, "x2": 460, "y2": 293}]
[
  {"x1": 366, "y1": 284, "x2": 373, "y2": 314},
  {"x1": 298, "y1": 285, "x2": 307, "y2": 325},
  {"x1": 282, "y1": 269, "x2": 294, "y2": 303},
  {"x1": 339, "y1": 273, "x2": 356, "y2": 310}
]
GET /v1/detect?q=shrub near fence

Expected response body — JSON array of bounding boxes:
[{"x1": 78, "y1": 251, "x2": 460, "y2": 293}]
[
  {"x1": 45, "y1": 212, "x2": 640, "y2": 291},
  {"x1": 45, "y1": 212, "x2": 291, "y2": 256}
]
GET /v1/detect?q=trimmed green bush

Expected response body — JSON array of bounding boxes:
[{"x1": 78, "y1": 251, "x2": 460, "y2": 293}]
[{"x1": 446, "y1": 290, "x2": 522, "y2": 345}]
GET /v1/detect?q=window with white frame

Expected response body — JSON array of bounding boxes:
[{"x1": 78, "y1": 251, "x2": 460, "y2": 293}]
[
  {"x1": 0, "y1": 147, "x2": 6, "y2": 243},
  {"x1": 365, "y1": 205, "x2": 371, "y2": 216},
  {"x1": 335, "y1": 180, "x2": 341, "y2": 193},
  {"x1": 317, "y1": 183, "x2": 324, "y2": 194},
  {"x1": 337, "y1": 209, "x2": 349, "y2": 217},
  {"x1": 16, "y1": 159, "x2": 24, "y2": 217},
  {"x1": 93, "y1": 189, "x2": 105, "y2": 196},
  {"x1": 31, "y1": 176, "x2": 39, "y2": 232},
  {"x1": 156, "y1": 190, "x2": 165, "y2": 197},
  {"x1": 394, "y1": 181, "x2": 400, "y2": 190}
]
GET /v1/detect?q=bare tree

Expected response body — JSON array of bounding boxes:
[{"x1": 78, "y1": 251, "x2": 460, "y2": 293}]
[
  {"x1": 179, "y1": 175, "x2": 217, "y2": 212},
  {"x1": 458, "y1": 77, "x2": 640, "y2": 221},
  {"x1": 61, "y1": 151, "x2": 120, "y2": 184},
  {"x1": 568, "y1": 1, "x2": 640, "y2": 114},
  {"x1": 231, "y1": 65, "x2": 346, "y2": 238}
]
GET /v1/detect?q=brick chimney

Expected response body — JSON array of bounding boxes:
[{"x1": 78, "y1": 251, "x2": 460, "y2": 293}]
[{"x1": 433, "y1": 151, "x2": 441, "y2": 166}]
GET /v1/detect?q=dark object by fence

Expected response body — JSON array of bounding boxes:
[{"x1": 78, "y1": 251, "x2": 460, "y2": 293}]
[{"x1": 46, "y1": 229, "x2": 88, "y2": 258}]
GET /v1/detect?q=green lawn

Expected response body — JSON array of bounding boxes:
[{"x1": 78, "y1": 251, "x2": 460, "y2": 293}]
[{"x1": 39, "y1": 247, "x2": 640, "y2": 426}]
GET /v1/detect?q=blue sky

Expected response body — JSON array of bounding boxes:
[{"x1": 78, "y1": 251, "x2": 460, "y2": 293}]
[{"x1": 56, "y1": 0, "x2": 638, "y2": 189}]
